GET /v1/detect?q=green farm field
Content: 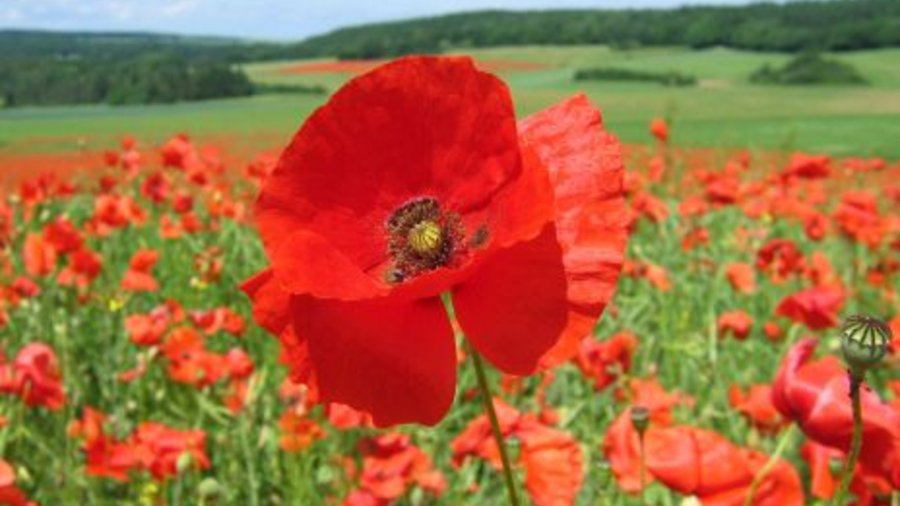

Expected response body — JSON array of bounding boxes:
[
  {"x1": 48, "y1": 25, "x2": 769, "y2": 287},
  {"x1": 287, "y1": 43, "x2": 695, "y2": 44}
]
[{"x1": 3, "y1": 45, "x2": 900, "y2": 159}]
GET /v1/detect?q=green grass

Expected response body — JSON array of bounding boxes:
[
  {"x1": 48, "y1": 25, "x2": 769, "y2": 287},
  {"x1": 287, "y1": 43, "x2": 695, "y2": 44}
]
[{"x1": 2, "y1": 46, "x2": 900, "y2": 158}]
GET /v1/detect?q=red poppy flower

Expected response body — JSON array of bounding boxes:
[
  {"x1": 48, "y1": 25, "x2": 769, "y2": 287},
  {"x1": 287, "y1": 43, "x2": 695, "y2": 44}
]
[
  {"x1": 801, "y1": 440, "x2": 891, "y2": 504},
  {"x1": 718, "y1": 310, "x2": 754, "y2": 340},
  {"x1": 728, "y1": 383, "x2": 785, "y2": 434},
  {"x1": 346, "y1": 433, "x2": 446, "y2": 505},
  {"x1": 121, "y1": 249, "x2": 160, "y2": 292},
  {"x1": 755, "y1": 239, "x2": 804, "y2": 283},
  {"x1": 11, "y1": 342, "x2": 66, "y2": 410},
  {"x1": 772, "y1": 339, "x2": 900, "y2": 488},
  {"x1": 724, "y1": 262, "x2": 756, "y2": 294},
  {"x1": 43, "y1": 217, "x2": 83, "y2": 254},
  {"x1": 649, "y1": 118, "x2": 668, "y2": 143},
  {"x1": 22, "y1": 233, "x2": 57, "y2": 277},
  {"x1": 832, "y1": 190, "x2": 887, "y2": 248},
  {"x1": 775, "y1": 286, "x2": 845, "y2": 330},
  {"x1": 242, "y1": 56, "x2": 627, "y2": 426},
  {"x1": 129, "y1": 422, "x2": 210, "y2": 480},
  {"x1": 575, "y1": 331, "x2": 638, "y2": 391},
  {"x1": 782, "y1": 153, "x2": 830, "y2": 180},
  {"x1": 278, "y1": 410, "x2": 325, "y2": 452},
  {"x1": 451, "y1": 398, "x2": 583, "y2": 506},
  {"x1": 603, "y1": 407, "x2": 804, "y2": 504}
]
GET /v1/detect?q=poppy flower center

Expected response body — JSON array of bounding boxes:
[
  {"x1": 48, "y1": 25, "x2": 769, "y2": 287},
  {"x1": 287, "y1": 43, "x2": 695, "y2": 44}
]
[
  {"x1": 407, "y1": 220, "x2": 443, "y2": 257},
  {"x1": 385, "y1": 197, "x2": 470, "y2": 284}
]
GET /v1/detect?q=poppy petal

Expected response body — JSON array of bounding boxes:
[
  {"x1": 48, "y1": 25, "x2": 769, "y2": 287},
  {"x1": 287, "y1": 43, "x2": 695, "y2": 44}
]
[
  {"x1": 453, "y1": 224, "x2": 569, "y2": 375},
  {"x1": 518, "y1": 94, "x2": 628, "y2": 367},
  {"x1": 257, "y1": 56, "x2": 550, "y2": 299},
  {"x1": 291, "y1": 294, "x2": 456, "y2": 426}
]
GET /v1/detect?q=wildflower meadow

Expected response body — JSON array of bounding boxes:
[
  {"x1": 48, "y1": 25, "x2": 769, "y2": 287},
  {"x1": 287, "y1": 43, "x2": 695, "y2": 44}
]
[{"x1": 0, "y1": 29, "x2": 898, "y2": 506}]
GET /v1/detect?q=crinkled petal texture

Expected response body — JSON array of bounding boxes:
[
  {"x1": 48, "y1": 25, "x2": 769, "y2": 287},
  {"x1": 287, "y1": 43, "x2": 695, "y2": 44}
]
[
  {"x1": 454, "y1": 94, "x2": 627, "y2": 375},
  {"x1": 256, "y1": 56, "x2": 553, "y2": 301}
]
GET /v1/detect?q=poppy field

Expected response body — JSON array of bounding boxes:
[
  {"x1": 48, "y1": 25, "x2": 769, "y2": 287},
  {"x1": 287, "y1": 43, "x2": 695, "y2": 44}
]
[{"x1": 0, "y1": 51, "x2": 898, "y2": 506}]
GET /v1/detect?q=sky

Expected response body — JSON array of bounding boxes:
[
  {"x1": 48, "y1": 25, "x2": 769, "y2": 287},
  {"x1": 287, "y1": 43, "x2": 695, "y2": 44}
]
[{"x1": 0, "y1": 0, "x2": 761, "y2": 41}]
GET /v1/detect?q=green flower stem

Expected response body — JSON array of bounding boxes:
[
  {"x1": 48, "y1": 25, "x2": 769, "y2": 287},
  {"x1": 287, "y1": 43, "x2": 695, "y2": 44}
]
[
  {"x1": 743, "y1": 425, "x2": 796, "y2": 506},
  {"x1": 470, "y1": 345, "x2": 521, "y2": 506},
  {"x1": 832, "y1": 374, "x2": 863, "y2": 506},
  {"x1": 638, "y1": 434, "x2": 647, "y2": 505}
]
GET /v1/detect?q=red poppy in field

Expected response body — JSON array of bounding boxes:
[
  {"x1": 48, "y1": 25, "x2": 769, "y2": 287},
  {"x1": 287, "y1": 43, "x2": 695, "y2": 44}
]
[
  {"x1": 121, "y1": 249, "x2": 160, "y2": 292},
  {"x1": 129, "y1": 422, "x2": 210, "y2": 480},
  {"x1": 278, "y1": 410, "x2": 325, "y2": 452},
  {"x1": 782, "y1": 153, "x2": 830, "y2": 180},
  {"x1": 772, "y1": 339, "x2": 900, "y2": 488},
  {"x1": 775, "y1": 286, "x2": 845, "y2": 330},
  {"x1": 575, "y1": 331, "x2": 638, "y2": 391},
  {"x1": 22, "y1": 232, "x2": 57, "y2": 277},
  {"x1": 57, "y1": 247, "x2": 103, "y2": 289},
  {"x1": 603, "y1": 407, "x2": 804, "y2": 504},
  {"x1": 649, "y1": 118, "x2": 669, "y2": 143},
  {"x1": 728, "y1": 383, "x2": 785, "y2": 434},
  {"x1": 43, "y1": 217, "x2": 83, "y2": 254},
  {"x1": 763, "y1": 321, "x2": 783, "y2": 342},
  {"x1": 832, "y1": 190, "x2": 887, "y2": 248},
  {"x1": 10, "y1": 342, "x2": 66, "y2": 410},
  {"x1": 801, "y1": 440, "x2": 893, "y2": 505},
  {"x1": 451, "y1": 398, "x2": 583, "y2": 506},
  {"x1": 242, "y1": 56, "x2": 627, "y2": 426},
  {"x1": 718, "y1": 310, "x2": 754, "y2": 340},
  {"x1": 632, "y1": 191, "x2": 669, "y2": 223},
  {"x1": 724, "y1": 262, "x2": 756, "y2": 294},
  {"x1": 344, "y1": 433, "x2": 447, "y2": 506},
  {"x1": 755, "y1": 239, "x2": 804, "y2": 283}
]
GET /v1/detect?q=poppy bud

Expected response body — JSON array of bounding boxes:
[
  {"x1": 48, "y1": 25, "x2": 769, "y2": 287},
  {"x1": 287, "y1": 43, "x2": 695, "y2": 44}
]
[
  {"x1": 176, "y1": 451, "x2": 194, "y2": 473},
  {"x1": 840, "y1": 314, "x2": 891, "y2": 380},
  {"x1": 198, "y1": 477, "x2": 223, "y2": 499},
  {"x1": 631, "y1": 405, "x2": 650, "y2": 436}
]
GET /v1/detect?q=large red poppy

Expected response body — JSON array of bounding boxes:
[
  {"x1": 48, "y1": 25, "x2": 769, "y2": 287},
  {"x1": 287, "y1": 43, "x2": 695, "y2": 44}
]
[{"x1": 243, "y1": 56, "x2": 627, "y2": 426}]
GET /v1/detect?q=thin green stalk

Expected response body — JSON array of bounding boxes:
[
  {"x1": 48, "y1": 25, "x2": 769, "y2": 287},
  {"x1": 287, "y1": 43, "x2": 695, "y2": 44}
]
[
  {"x1": 832, "y1": 376, "x2": 863, "y2": 506},
  {"x1": 743, "y1": 425, "x2": 796, "y2": 506},
  {"x1": 638, "y1": 435, "x2": 647, "y2": 505},
  {"x1": 470, "y1": 346, "x2": 520, "y2": 506}
]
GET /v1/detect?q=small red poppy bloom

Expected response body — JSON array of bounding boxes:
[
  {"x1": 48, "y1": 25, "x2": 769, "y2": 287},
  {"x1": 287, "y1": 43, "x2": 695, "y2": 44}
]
[
  {"x1": 718, "y1": 310, "x2": 754, "y2": 340},
  {"x1": 243, "y1": 56, "x2": 627, "y2": 426},
  {"x1": 728, "y1": 383, "x2": 785, "y2": 434},
  {"x1": 724, "y1": 262, "x2": 756, "y2": 294},
  {"x1": 451, "y1": 398, "x2": 583, "y2": 506},
  {"x1": 575, "y1": 331, "x2": 638, "y2": 391},
  {"x1": 649, "y1": 118, "x2": 669, "y2": 143},
  {"x1": 775, "y1": 286, "x2": 845, "y2": 330}
]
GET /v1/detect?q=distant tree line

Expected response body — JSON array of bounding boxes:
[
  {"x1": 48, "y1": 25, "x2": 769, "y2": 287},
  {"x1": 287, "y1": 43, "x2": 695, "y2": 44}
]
[
  {"x1": 0, "y1": 53, "x2": 256, "y2": 107},
  {"x1": 292, "y1": 0, "x2": 900, "y2": 59},
  {"x1": 3, "y1": 1, "x2": 899, "y2": 66}
]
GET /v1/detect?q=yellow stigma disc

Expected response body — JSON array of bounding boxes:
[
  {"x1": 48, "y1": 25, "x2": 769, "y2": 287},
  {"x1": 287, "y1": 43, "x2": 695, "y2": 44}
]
[{"x1": 407, "y1": 220, "x2": 443, "y2": 257}]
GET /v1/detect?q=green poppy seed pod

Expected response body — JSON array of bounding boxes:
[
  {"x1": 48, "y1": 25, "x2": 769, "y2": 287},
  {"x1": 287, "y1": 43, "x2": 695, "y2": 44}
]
[
  {"x1": 840, "y1": 314, "x2": 891, "y2": 380},
  {"x1": 631, "y1": 405, "x2": 650, "y2": 436}
]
